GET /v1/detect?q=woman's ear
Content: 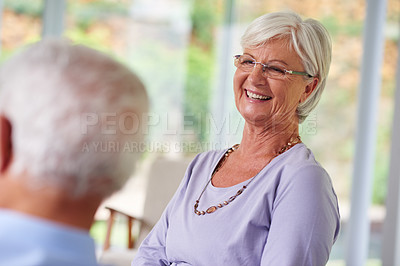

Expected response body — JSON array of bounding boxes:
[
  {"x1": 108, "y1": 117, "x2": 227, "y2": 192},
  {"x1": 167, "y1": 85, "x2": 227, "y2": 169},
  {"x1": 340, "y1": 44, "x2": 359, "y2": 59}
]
[
  {"x1": 300, "y1": 77, "x2": 319, "y2": 103},
  {"x1": 0, "y1": 115, "x2": 12, "y2": 174}
]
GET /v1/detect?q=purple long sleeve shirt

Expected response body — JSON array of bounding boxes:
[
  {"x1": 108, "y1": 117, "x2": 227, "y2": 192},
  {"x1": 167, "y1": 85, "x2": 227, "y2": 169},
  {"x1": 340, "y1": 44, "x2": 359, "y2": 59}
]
[{"x1": 132, "y1": 143, "x2": 340, "y2": 266}]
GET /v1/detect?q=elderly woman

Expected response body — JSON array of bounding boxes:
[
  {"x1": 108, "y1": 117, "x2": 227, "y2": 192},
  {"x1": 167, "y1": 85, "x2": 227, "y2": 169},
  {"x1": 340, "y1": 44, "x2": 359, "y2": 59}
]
[{"x1": 133, "y1": 11, "x2": 340, "y2": 266}]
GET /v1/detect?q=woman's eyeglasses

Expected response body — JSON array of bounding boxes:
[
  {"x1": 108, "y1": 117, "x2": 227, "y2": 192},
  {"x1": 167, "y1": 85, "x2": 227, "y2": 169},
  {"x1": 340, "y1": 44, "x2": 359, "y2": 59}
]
[{"x1": 234, "y1": 55, "x2": 313, "y2": 79}]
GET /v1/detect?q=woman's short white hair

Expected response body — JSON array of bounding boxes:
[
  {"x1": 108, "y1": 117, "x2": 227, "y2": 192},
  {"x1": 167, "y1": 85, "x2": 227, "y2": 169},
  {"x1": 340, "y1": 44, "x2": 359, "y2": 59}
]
[
  {"x1": 0, "y1": 39, "x2": 148, "y2": 198},
  {"x1": 241, "y1": 11, "x2": 332, "y2": 123}
]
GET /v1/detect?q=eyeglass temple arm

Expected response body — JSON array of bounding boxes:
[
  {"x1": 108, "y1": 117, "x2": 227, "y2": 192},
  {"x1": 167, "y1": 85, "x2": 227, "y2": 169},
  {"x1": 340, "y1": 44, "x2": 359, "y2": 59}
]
[{"x1": 285, "y1": 70, "x2": 313, "y2": 78}]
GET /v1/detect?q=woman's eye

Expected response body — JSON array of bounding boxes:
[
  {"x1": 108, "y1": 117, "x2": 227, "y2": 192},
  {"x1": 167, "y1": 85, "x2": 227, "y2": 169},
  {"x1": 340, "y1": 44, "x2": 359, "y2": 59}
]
[
  {"x1": 267, "y1": 66, "x2": 285, "y2": 74},
  {"x1": 241, "y1": 60, "x2": 255, "y2": 65}
]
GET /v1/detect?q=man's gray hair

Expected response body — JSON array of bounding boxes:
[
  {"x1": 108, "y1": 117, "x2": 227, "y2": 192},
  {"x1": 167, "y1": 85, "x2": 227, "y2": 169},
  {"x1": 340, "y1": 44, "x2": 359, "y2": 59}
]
[
  {"x1": 0, "y1": 39, "x2": 148, "y2": 198},
  {"x1": 241, "y1": 11, "x2": 332, "y2": 123}
]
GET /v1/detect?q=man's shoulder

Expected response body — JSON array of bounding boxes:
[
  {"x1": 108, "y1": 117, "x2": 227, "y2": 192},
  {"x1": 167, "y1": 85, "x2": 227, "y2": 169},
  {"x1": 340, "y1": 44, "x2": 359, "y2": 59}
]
[{"x1": 0, "y1": 209, "x2": 99, "y2": 266}]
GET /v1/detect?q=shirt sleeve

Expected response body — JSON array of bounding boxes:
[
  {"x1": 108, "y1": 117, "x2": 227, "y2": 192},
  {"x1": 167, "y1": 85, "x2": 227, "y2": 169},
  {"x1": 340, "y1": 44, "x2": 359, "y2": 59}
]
[
  {"x1": 131, "y1": 208, "x2": 170, "y2": 266},
  {"x1": 131, "y1": 155, "x2": 198, "y2": 266},
  {"x1": 260, "y1": 164, "x2": 340, "y2": 266}
]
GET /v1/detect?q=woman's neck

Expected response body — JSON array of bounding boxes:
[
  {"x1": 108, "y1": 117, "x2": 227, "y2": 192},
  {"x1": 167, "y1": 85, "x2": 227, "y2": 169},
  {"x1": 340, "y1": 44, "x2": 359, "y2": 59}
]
[{"x1": 238, "y1": 120, "x2": 300, "y2": 158}]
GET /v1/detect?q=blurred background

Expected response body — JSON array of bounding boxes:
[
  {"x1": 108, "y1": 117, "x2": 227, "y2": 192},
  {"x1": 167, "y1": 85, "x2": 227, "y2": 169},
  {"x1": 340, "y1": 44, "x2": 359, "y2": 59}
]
[{"x1": 0, "y1": 0, "x2": 398, "y2": 265}]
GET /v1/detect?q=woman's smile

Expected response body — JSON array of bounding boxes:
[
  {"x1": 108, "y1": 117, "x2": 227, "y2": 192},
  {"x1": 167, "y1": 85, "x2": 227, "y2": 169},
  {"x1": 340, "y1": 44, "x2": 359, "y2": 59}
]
[{"x1": 245, "y1": 89, "x2": 272, "y2": 101}]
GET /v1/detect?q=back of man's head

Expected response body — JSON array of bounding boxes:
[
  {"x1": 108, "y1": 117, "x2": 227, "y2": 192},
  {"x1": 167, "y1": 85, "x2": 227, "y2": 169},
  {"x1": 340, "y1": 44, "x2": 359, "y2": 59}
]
[{"x1": 0, "y1": 39, "x2": 148, "y2": 201}]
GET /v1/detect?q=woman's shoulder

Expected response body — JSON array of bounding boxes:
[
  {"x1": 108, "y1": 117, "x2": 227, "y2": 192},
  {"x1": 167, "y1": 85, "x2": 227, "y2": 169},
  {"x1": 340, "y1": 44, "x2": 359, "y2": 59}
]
[
  {"x1": 273, "y1": 143, "x2": 331, "y2": 184},
  {"x1": 279, "y1": 143, "x2": 324, "y2": 170},
  {"x1": 175, "y1": 148, "x2": 228, "y2": 191},
  {"x1": 187, "y1": 148, "x2": 227, "y2": 171}
]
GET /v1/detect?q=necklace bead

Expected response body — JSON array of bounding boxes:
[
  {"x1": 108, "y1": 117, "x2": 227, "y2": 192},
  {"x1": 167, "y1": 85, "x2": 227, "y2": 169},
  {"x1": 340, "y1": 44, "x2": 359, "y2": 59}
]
[{"x1": 206, "y1": 206, "x2": 218, "y2": 213}]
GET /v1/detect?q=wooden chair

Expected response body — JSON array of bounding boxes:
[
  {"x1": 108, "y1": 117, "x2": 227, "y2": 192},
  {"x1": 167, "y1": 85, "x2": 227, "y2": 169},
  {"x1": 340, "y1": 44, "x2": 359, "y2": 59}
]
[{"x1": 103, "y1": 206, "x2": 137, "y2": 251}]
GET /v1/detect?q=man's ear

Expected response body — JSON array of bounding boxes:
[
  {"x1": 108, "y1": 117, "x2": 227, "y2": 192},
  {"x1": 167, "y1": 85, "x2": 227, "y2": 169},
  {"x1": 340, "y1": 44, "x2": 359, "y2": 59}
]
[
  {"x1": 0, "y1": 115, "x2": 12, "y2": 173},
  {"x1": 300, "y1": 77, "x2": 319, "y2": 103}
]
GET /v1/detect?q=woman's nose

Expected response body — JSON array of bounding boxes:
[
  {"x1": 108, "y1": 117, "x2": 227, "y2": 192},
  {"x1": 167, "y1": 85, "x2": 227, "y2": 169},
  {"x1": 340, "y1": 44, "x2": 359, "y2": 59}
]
[{"x1": 248, "y1": 64, "x2": 267, "y2": 86}]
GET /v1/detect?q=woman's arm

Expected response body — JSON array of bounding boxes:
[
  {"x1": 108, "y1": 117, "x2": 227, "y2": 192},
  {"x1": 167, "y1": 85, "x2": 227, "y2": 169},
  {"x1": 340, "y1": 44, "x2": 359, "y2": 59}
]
[
  {"x1": 131, "y1": 154, "x2": 201, "y2": 266},
  {"x1": 131, "y1": 207, "x2": 171, "y2": 266},
  {"x1": 261, "y1": 165, "x2": 340, "y2": 266}
]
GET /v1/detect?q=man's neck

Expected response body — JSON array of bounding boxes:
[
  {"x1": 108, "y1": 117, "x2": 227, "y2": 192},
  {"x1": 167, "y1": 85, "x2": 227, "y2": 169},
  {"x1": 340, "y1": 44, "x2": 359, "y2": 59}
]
[{"x1": 0, "y1": 174, "x2": 102, "y2": 230}]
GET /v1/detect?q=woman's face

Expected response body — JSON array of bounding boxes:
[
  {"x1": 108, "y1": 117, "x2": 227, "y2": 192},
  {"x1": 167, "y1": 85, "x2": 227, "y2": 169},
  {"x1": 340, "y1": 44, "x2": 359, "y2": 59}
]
[{"x1": 233, "y1": 38, "x2": 317, "y2": 129}]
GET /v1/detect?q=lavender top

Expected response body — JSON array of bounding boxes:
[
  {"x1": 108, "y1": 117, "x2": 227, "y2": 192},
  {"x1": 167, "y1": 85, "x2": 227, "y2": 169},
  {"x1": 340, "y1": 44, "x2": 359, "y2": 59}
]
[{"x1": 132, "y1": 143, "x2": 340, "y2": 266}]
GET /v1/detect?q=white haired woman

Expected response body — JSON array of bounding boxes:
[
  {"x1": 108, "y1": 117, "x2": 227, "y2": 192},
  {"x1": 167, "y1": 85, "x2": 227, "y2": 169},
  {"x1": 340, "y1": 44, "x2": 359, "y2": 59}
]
[{"x1": 133, "y1": 11, "x2": 340, "y2": 266}]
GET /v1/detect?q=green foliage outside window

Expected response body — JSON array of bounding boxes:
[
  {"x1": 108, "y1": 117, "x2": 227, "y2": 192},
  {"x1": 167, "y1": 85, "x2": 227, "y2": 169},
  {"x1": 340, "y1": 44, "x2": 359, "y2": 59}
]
[
  {"x1": 4, "y1": 0, "x2": 42, "y2": 17},
  {"x1": 183, "y1": 0, "x2": 220, "y2": 144}
]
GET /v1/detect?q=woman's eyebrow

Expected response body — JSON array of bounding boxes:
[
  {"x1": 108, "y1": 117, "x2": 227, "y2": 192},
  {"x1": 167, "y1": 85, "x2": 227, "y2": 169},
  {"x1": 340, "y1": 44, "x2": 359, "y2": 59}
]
[
  {"x1": 243, "y1": 52, "x2": 255, "y2": 58},
  {"x1": 266, "y1": 59, "x2": 289, "y2": 66},
  {"x1": 243, "y1": 53, "x2": 289, "y2": 66}
]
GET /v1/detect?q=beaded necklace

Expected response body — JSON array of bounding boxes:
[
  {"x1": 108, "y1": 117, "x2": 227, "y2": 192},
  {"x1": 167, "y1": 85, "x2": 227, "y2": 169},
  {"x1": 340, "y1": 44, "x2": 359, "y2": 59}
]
[{"x1": 194, "y1": 136, "x2": 301, "y2": 216}]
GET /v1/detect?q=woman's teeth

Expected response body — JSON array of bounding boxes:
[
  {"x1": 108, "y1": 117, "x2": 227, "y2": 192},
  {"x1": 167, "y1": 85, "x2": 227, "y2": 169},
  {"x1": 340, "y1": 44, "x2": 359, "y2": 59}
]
[{"x1": 246, "y1": 90, "x2": 272, "y2": 100}]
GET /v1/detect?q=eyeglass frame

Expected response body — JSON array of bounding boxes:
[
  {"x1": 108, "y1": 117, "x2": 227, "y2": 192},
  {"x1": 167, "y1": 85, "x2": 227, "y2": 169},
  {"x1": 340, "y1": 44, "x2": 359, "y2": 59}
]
[{"x1": 234, "y1": 55, "x2": 313, "y2": 79}]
